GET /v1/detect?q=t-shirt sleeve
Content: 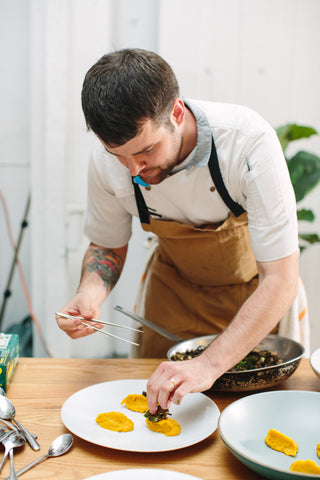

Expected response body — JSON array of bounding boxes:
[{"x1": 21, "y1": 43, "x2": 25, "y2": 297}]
[
  {"x1": 236, "y1": 126, "x2": 299, "y2": 262},
  {"x1": 83, "y1": 152, "x2": 133, "y2": 248}
]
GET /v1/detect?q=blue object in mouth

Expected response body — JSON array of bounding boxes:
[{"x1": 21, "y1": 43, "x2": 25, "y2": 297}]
[{"x1": 133, "y1": 176, "x2": 150, "y2": 187}]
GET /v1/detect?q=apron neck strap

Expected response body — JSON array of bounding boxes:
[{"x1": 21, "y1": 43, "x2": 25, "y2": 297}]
[
  {"x1": 132, "y1": 135, "x2": 245, "y2": 224},
  {"x1": 132, "y1": 178, "x2": 151, "y2": 224},
  {"x1": 208, "y1": 137, "x2": 245, "y2": 217}
]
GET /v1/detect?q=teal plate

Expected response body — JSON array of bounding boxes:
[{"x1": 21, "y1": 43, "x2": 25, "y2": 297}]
[{"x1": 218, "y1": 391, "x2": 320, "y2": 479}]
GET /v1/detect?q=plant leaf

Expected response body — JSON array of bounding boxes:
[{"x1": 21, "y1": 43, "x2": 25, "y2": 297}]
[
  {"x1": 276, "y1": 124, "x2": 317, "y2": 152},
  {"x1": 298, "y1": 233, "x2": 320, "y2": 244},
  {"x1": 297, "y1": 209, "x2": 315, "y2": 222},
  {"x1": 287, "y1": 151, "x2": 320, "y2": 202}
]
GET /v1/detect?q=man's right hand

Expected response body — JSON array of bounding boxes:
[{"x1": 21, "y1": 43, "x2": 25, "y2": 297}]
[{"x1": 56, "y1": 293, "x2": 104, "y2": 339}]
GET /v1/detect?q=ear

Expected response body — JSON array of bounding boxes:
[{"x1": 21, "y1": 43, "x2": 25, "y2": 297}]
[{"x1": 170, "y1": 98, "x2": 185, "y2": 126}]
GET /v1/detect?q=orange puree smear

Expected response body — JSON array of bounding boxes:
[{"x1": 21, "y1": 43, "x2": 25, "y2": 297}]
[
  {"x1": 145, "y1": 418, "x2": 181, "y2": 436},
  {"x1": 265, "y1": 428, "x2": 298, "y2": 456},
  {"x1": 290, "y1": 459, "x2": 320, "y2": 474},
  {"x1": 96, "y1": 412, "x2": 134, "y2": 432},
  {"x1": 121, "y1": 394, "x2": 149, "y2": 413}
]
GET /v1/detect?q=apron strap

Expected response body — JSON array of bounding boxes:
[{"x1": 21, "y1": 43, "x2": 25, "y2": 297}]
[
  {"x1": 208, "y1": 137, "x2": 245, "y2": 217},
  {"x1": 132, "y1": 179, "x2": 150, "y2": 224},
  {"x1": 132, "y1": 135, "x2": 245, "y2": 224}
]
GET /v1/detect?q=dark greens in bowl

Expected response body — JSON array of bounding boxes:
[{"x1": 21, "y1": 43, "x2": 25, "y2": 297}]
[{"x1": 167, "y1": 334, "x2": 304, "y2": 392}]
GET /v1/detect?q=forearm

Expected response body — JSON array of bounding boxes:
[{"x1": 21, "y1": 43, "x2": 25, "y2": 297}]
[
  {"x1": 146, "y1": 251, "x2": 299, "y2": 412},
  {"x1": 203, "y1": 251, "x2": 299, "y2": 379},
  {"x1": 77, "y1": 242, "x2": 128, "y2": 306}
]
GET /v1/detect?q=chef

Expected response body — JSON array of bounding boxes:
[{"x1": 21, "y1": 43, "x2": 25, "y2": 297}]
[{"x1": 56, "y1": 48, "x2": 299, "y2": 414}]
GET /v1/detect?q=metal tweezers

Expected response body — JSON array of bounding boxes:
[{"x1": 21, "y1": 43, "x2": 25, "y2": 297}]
[{"x1": 55, "y1": 312, "x2": 141, "y2": 346}]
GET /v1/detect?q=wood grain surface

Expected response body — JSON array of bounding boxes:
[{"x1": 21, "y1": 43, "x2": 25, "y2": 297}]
[{"x1": 1, "y1": 358, "x2": 318, "y2": 480}]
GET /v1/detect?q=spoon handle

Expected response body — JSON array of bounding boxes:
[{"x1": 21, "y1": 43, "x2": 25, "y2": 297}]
[
  {"x1": 0, "y1": 446, "x2": 9, "y2": 473},
  {"x1": 11, "y1": 418, "x2": 40, "y2": 451},
  {"x1": 5, "y1": 454, "x2": 48, "y2": 479},
  {"x1": 9, "y1": 449, "x2": 17, "y2": 480}
]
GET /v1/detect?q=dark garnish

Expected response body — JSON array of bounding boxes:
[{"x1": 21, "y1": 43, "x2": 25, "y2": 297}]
[
  {"x1": 142, "y1": 390, "x2": 172, "y2": 422},
  {"x1": 144, "y1": 405, "x2": 171, "y2": 422},
  {"x1": 170, "y1": 345, "x2": 205, "y2": 361},
  {"x1": 171, "y1": 346, "x2": 283, "y2": 371}
]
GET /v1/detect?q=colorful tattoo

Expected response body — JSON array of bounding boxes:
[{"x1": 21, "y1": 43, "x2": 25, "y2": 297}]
[{"x1": 84, "y1": 247, "x2": 123, "y2": 292}]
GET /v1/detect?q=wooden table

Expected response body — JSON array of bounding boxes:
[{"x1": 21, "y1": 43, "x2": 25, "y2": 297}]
[{"x1": 2, "y1": 358, "x2": 319, "y2": 480}]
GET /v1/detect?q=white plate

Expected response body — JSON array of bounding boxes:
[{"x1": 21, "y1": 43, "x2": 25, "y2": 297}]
[
  {"x1": 310, "y1": 347, "x2": 320, "y2": 378},
  {"x1": 83, "y1": 469, "x2": 202, "y2": 480},
  {"x1": 61, "y1": 379, "x2": 219, "y2": 452},
  {"x1": 218, "y1": 390, "x2": 320, "y2": 480}
]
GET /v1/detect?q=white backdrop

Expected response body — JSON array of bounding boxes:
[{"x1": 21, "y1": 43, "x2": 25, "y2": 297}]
[{"x1": 0, "y1": 0, "x2": 319, "y2": 358}]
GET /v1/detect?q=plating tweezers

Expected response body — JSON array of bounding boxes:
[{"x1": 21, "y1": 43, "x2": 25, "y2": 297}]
[{"x1": 55, "y1": 312, "x2": 140, "y2": 346}]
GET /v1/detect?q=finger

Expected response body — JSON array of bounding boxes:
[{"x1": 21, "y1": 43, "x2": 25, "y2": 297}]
[
  {"x1": 147, "y1": 363, "x2": 179, "y2": 413},
  {"x1": 156, "y1": 377, "x2": 179, "y2": 411},
  {"x1": 55, "y1": 313, "x2": 103, "y2": 338},
  {"x1": 55, "y1": 314, "x2": 81, "y2": 331},
  {"x1": 171, "y1": 382, "x2": 190, "y2": 406},
  {"x1": 147, "y1": 365, "x2": 167, "y2": 413}
]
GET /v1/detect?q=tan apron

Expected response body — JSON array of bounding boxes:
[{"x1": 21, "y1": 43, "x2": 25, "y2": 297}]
[{"x1": 132, "y1": 137, "x2": 260, "y2": 358}]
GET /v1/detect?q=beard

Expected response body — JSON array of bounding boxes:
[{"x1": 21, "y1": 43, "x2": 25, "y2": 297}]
[{"x1": 139, "y1": 133, "x2": 184, "y2": 185}]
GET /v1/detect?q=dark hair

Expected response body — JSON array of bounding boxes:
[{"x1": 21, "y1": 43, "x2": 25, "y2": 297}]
[{"x1": 81, "y1": 48, "x2": 180, "y2": 146}]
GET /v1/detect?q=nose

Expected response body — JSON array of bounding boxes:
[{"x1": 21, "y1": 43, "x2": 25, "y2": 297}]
[{"x1": 126, "y1": 156, "x2": 146, "y2": 177}]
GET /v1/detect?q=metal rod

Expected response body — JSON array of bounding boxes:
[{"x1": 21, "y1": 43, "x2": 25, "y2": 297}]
[
  {"x1": 0, "y1": 194, "x2": 31, "y2": 329},
  {"x1": 55, "y1": 312, "x2": 141, "y2": 333},
  {"x1": 81, "y1": 322, "x2": 139, "y2": 346}
]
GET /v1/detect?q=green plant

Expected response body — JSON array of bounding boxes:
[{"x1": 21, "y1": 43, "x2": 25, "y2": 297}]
[{"x1": 276, "y1": 123, "x2": 320, "y2": 251}]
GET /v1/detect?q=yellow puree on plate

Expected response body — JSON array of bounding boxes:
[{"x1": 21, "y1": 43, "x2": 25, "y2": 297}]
[
  {"x1": 96, "y1": 393, "x2": 181, "y2": 436},
  {"x1": 265, "y1": 428, "x2": 298, "y2": 456},
  {"x1": 145, "y1": 418, "x2": 181, "y2": 436},
  {"x1": 95, "y1": 412, "x2": 134, "y2": 432},
  {"x1": 120, "y1": 394, "x2": 149, "y2": 413},
  {"x1": 290, "y1": 459, "x2": 320, "y2": 474}
]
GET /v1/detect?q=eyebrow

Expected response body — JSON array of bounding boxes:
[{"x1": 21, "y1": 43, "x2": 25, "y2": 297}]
[{"x1": 104, "y1": 143, "x2": 155, "y2": 156}]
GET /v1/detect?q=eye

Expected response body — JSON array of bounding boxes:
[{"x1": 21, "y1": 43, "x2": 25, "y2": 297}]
[{"x1": 144, "y1": 145, "x2": 156, "y2": 155}]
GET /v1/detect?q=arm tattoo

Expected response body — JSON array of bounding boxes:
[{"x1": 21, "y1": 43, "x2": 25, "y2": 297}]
[{"x1": 84, "y1": 247, "x2": 124, "y2": 292}]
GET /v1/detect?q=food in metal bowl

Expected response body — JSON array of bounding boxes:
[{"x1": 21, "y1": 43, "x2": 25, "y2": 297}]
[
  {"x1": 171, "y1": 345, "x2": 283, "y2": 372},
  {"x1": 167, "y1": 334, "x2": 305, "y2": 391}
]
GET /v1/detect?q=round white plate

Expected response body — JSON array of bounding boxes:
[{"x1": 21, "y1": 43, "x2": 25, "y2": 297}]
[
  {"x1": 61, "y1": 379, "x2": 219, "y2": 452},
  {"x1": 310, "y1": 347, "x2": 320, "y2": 378},
  {"x1": 84, "y1": 469, "x2": 202, "y2": 480},
  {"x1": 218, "y1": 390, "x2": 320, "y2": 480}
]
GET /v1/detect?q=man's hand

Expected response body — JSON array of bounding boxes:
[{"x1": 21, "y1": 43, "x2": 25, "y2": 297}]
[
  {"x1": 56, "y1": 293, "x2": 104, "y2": 339},
  {"x1": 146, "y1": 353, "x2": 217, "y2": 414},
  {"x1": 56, "y1": 242, "x2": 128, "y2": 339}
]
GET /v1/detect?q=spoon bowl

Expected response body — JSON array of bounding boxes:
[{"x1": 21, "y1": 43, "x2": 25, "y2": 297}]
[
  {"x1": 8, "y1": 433, "x2": 74, "y2": 479},
  {"x1": 47, "y1": 433, "x2": 74, "y2": 457},
  {"x1": 0, "y1": 396, "x2": 40, "y2": 451},
  {"x1": 0, "y1": 432, "x2": 25, "y2": 473}
]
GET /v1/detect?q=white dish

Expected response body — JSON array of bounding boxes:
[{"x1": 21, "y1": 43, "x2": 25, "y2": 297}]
[
  {"x1": 83, "y1": 469, "x2": 202, "y2": 480},
  {"x1": 61, "y1": 379, "x2": 219, "y2": 452},
  {"x1": 218, "y1": 390, "x2": 320, "y2": 480},
  {"x1": 310, "y1": 347, "x2": 320, "y2": 378}
]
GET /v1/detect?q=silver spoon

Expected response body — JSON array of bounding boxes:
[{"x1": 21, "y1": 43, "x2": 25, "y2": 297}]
[
  {"x1": 0, "y1": 432, "x2": 25, "y2": 475},
  {"x1": 0, "y1": 396, "x2": 40, "y2": 451},
  {"x1": 6, "y1": 433, "x2": 74, "y2": 479}
]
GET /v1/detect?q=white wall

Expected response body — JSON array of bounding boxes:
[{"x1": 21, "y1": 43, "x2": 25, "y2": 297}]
[{"x1": 0, "y1": 0, "x2": 319, "y2": 358}]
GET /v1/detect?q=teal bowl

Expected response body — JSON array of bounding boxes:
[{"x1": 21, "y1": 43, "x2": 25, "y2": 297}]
[{"x1": 218, "y1": 390, "x2": 320, "y2": 479}]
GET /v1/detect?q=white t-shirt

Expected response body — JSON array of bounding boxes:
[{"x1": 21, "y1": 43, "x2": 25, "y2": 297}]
[{"x1": 84, "y1": 99, "x2": 298, "y2": 262}]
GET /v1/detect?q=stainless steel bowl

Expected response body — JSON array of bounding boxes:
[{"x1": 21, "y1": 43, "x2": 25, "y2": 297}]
[{"x1": 167, "y1": 334, "x2": 305, "y2": 392}]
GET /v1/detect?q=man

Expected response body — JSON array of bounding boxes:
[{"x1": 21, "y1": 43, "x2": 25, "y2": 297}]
[{"x1": 56, "y1": 48, "x2": 299, "y2": 414}]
